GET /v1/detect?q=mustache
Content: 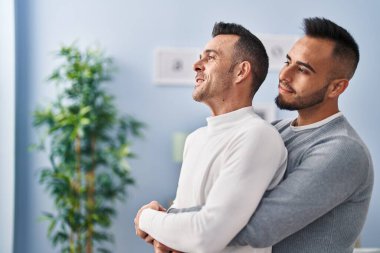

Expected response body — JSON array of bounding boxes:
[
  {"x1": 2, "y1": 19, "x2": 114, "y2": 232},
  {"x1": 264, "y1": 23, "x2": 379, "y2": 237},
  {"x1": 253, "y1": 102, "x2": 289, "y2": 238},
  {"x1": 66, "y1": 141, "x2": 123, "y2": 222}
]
[
  {"x1": 196, "y1": 74, "x2": 204, "y2": 79},
  {"x1": 195, "y1": 74, "x2": 205, "y2": 82}
]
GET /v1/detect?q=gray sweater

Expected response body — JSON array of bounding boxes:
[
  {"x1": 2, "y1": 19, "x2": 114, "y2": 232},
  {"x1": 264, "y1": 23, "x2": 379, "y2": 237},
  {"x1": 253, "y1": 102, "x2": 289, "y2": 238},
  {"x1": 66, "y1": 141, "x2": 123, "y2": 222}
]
[{"x1": 230, "y1": 115, "x2": 374, "y2": 252}]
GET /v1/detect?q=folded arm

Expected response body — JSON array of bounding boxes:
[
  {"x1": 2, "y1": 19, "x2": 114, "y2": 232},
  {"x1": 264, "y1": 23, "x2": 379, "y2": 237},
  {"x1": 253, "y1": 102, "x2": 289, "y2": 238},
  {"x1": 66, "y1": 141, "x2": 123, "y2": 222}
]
[
  {"x1": 230, "y1": 137, "x2": 372, "y2": 247},
  {"x1": 139, "y1": 128, "x2": 286, "y2": 252}
]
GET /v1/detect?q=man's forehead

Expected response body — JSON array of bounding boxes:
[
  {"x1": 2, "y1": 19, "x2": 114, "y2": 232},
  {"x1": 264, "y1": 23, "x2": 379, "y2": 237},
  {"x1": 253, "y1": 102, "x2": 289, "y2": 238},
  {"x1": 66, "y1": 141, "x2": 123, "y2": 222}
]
[
  {"x1": 203, "y1": 34, "x2": 239, "y2": 54},
  {"x1": 289, "y1": 36, "x2": 335, "y2": 62},
  {"x1": 213, "y1": 34, "x2": 240, "y2": 41}
]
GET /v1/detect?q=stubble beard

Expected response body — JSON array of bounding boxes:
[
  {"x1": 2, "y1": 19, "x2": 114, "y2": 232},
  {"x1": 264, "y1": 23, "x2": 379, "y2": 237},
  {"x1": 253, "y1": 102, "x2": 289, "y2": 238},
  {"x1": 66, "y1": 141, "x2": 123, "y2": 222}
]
[
  {"x1": 192, "y1": 85, "x2": 206, "y2": 102},
  {"x1": 192, "y1": 79, "x2": 230, "y2": 103},
  {"x1": 275, "y1": 84, "x2": 329, "y2": 111}
]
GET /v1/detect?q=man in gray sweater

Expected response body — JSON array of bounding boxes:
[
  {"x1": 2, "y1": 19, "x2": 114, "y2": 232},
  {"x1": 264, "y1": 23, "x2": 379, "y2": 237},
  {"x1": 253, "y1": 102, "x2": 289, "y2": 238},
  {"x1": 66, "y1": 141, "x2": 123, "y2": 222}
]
[
  {"x1": 230, "y1": 17, "x2": 374, "y2": 253},
  {"x1": 152, "y1": 17, "x2": 374, "y2": 253}
]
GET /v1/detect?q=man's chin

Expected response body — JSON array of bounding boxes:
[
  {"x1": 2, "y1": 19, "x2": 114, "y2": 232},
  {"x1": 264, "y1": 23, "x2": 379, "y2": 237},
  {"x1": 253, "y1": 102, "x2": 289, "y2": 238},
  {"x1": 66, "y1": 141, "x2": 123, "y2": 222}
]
[
  {"x1": 192, "y1": 93, "x2": 202, "y2": 102},
  {"x1": 275, "y1": 96, "x2": 298, "y2": 111}
]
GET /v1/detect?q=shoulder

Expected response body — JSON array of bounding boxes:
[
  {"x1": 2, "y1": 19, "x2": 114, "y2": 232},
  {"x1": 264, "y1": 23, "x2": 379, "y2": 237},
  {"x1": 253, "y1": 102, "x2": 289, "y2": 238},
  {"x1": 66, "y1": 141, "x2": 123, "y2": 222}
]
[
  {"x1": 307, "y1": 116, "x2": 371, "y2": 163},
  {"x1": 186, "y1": 126, "x2": 207, "y2": 142},
  {"x1": 298, "y1": 134, "x2": 373, "y2": 195},
  {"x1": 272, "y1": 118, "x2": 292, "y2": 132},
  {"x1": 232, "y1": 115, "x2": 286, "y2": 153},
  {"x1": 245, "y1": 115, "x2": 284, "y2": 143},
  {"x1": 298, "y1": 132, "x2": 373, "y2": 190},
  {"x1": 311, "y1": 134, "x2": 371, "y2": 166}
]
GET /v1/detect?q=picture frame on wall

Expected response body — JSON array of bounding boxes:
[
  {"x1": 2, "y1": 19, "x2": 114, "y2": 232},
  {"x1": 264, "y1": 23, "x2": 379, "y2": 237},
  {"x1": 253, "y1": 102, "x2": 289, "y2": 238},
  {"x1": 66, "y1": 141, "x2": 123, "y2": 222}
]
[
  {"x1": 258, "y1": 34, "x2": 299, "y2": 72},
  {"x1": 154, "y1": 47, "x2": 200, "y2": 85}
]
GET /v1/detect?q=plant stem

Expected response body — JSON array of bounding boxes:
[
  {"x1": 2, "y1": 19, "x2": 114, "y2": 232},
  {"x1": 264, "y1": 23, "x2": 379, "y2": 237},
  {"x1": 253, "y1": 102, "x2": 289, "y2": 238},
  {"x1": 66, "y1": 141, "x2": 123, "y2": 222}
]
[
  {"x1": 70, "y1": 232, "x2": 75, "y2": 253},
  {"x1": 86, "y1": 135, "x2": 96, "y2": 253},
  {"x1": 75, "y1": 136, "x2": 82, "y2": 253}
]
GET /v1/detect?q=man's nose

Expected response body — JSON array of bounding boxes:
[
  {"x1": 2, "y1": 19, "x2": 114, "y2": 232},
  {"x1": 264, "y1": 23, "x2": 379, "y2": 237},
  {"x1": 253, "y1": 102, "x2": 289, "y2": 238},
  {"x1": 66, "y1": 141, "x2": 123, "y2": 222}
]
[
  {"x1": 279, "y1": 65, "x2": 293, "y2": 83},
  {"x1": 193, "y1": 59, "x2": 205, "y2": 72}
]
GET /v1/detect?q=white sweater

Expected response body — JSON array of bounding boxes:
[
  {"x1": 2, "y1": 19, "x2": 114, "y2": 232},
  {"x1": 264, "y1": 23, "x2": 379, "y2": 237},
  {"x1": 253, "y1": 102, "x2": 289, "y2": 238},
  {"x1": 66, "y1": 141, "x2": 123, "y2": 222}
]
[{"x1": 139, "y1": 107, "x2": 288, "y2": 253}]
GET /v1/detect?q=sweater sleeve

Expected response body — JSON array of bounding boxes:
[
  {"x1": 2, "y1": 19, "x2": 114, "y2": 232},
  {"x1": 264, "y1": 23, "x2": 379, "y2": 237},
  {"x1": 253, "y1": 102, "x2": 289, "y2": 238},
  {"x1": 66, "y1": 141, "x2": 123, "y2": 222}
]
[
  {"x1": 229, "y1": 136, "x2": 372, "y2": 247},
  {"x1": 139, "y1": 126, "x2": 287, "y2": 253}
]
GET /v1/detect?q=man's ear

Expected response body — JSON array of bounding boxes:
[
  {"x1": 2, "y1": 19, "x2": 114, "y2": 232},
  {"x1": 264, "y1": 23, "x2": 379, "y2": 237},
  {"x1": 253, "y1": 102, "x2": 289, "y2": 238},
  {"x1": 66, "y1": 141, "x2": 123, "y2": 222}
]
[
  {"x1": 328, "y1": 79, "x2": 349, "y2": 98},
  {"x1": 235, "y1": 61, "x2": 251, "y2": 84}
]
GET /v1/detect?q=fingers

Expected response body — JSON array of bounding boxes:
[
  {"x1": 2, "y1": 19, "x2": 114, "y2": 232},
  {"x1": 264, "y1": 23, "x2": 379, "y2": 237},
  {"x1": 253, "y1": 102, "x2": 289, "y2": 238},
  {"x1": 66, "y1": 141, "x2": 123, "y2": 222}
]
[
  {"x1": 134, "y1": 213, "x2": 146, "y2": 238},
  {"x1": 136, "y1": 201, "x2": 167, "y2": 226},
  {"x1": 144, "y1": 235, "x2": 154, "y2": 245},
  {"x1": 154, "y1": 240, "x2": 175, "y2": 252},
  {"x1": 135, "y1": 201, "x2": 167, "y2": 245},
  {"x1": 135, "y1": 227, "x2": 148, "y2": 239},
  {"x1": 154, "y1": 247, "x2": 168, "y2": 253},
  {"x1": 144, "y1": 201, "x2": 167, "y2": 212},
  {"x1": 152, "y1": 201, "x2": 167, "y2": 212}
]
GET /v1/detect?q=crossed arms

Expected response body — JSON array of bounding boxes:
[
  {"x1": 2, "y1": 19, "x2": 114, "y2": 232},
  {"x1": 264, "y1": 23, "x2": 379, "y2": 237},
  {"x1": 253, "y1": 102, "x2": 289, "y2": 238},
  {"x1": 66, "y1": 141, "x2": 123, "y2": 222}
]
[{"x1": 135, "y1": 125, "x2": 287, "y2": 252}]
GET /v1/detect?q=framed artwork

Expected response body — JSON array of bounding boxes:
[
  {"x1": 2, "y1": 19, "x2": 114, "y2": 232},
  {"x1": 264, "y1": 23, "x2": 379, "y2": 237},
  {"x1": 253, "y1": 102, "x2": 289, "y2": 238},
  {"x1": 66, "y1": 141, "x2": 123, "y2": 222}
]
[
  {"x1": 258, "y1": 34, "x2": 299, "y2": 71},
  {"x1": 154, "y1": 47, "x2": 200, "y2": 85}
]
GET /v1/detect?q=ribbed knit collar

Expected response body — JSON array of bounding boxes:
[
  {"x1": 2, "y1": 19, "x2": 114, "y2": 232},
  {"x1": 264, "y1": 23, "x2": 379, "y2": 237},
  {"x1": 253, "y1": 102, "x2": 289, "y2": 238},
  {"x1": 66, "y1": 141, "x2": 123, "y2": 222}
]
[
  {"x1": 206, "y1": 106, "x2": 256, "y2": 134},
  {"x1": 290, "y1": 112, "x2": 343, "y2": 131}
]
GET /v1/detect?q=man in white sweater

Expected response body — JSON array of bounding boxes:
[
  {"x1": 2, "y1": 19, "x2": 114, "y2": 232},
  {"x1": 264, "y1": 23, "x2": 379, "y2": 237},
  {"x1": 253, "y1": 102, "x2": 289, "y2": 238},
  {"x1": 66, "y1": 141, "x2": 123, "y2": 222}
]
[{"x1": 134, "y1": 22, "x2": 287, "y2": 253}]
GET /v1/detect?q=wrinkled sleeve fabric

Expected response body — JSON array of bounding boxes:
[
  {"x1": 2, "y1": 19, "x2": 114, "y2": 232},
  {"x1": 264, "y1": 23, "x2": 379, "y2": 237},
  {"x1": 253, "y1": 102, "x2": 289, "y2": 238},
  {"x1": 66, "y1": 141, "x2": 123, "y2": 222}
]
[
  {"x1": 139, "y1": 126, "x2": 286, "y2": 253},
  {"x1": 230, "y1": 136, "x2": 372, "y2": 248}
]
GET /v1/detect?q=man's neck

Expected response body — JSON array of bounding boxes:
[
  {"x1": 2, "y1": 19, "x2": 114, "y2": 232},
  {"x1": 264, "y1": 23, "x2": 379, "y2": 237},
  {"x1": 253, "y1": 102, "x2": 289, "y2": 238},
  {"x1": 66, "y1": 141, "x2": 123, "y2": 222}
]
[
  {"x1": 209, "y1": 101, "x2": 252, "y2": 116},
  {"x1": 296, "y1": 104, "x2": 339, "y2": 126}
]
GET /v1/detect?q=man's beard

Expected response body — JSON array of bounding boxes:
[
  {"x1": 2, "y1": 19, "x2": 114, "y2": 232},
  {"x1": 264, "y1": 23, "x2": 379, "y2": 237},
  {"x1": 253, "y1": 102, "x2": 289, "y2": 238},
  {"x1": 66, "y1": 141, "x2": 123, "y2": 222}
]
[{"x1": 275, "y1": 84, "x2": 329, "y2": 111}]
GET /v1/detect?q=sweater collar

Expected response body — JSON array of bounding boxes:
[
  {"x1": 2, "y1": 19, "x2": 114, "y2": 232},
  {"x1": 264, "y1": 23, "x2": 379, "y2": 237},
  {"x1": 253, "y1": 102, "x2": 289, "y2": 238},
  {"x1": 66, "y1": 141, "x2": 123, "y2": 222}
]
[
  {"x1": 206, "y1": 106, "x2": 255, "y2": 134},
  {"x1": 290, "y1": 112, "x2": 344, "y2": 131}
]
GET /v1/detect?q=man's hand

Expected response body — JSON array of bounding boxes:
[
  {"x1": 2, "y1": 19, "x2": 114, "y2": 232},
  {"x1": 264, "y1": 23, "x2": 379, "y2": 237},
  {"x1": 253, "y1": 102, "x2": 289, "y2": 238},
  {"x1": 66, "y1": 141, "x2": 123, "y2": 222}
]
[
  {"x1": 134, "y1": 201, "x2": 183, "y2": 253},
  {"x1": 134, "y1": 201, "x2": 166, "y2": 240},
  {"x1": 153, "y1": 240, "x2": 183, "y2": 253}
]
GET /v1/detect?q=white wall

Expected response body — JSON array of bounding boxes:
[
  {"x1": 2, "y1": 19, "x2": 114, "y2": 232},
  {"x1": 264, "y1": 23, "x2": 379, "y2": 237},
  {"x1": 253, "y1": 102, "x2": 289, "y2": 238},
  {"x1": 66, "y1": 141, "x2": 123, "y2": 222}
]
[{"x1": 0, "y1": 0, "x2": 15, "y2": 252}]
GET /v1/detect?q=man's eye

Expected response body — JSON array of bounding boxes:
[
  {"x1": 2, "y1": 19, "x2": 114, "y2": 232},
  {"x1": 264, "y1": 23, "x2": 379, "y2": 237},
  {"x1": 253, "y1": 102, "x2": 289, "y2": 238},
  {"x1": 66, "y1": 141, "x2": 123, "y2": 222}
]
[
  {"x1": 298, "y1": 66, "x2": 309, "y2": 74},
  {"x1": 284, "y1": 60, "x2": 290, "y2": 65},
  {"x1": 298, "y1": 66, "x2": 307, "y2": 72},
  {"x1": 208, "y1": 55, "x2": 216, "y2": 60}
]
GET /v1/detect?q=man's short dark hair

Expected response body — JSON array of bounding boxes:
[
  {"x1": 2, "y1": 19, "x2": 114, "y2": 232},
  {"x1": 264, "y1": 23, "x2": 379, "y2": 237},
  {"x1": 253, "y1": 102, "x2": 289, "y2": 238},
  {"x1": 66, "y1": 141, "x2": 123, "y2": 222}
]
[
  {"x1": 212, "y1": 22, "x2": 269, "y2": 96},
  {"x1": 303, "y1": 17, "x2": 359, "y2": 79}
]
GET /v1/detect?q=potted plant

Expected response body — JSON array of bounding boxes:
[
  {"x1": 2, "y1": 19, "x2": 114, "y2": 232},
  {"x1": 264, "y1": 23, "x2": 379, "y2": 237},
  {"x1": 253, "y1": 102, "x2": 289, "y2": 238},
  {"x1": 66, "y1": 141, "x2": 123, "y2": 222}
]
[{"x1": 33, "y1": 44, "x2": 144, "y2": 253}]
